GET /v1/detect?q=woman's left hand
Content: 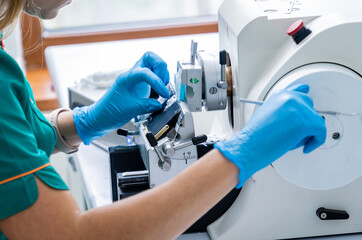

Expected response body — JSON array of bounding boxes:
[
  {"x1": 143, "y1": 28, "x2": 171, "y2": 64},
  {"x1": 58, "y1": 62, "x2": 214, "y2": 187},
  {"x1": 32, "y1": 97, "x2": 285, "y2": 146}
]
[{"x1": 73, "y1": 51, "x2": 170, "y2": 145}]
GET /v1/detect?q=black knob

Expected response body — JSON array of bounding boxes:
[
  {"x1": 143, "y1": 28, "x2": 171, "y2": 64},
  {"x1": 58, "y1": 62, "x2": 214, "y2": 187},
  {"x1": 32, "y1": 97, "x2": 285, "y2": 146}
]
[
  {"x1": 117, "y1": 128, "x2": 128, "y2": 136},
  {"x1": 219, "y1": 50, "x2": 227, "y2": 65},
  {"x1": 146, "y1": 132, "x2": 158, "y2": 147},
  {"x1": 316, "y1": 207, "x2": 349, "y2": 220},
  {"x1": 192, "y1": 134, "x2": 208, "y2": 145}
]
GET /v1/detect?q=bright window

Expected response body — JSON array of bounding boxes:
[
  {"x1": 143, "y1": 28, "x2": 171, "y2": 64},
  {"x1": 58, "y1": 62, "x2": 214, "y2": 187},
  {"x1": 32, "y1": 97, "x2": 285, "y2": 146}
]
[{"x1": 42, "y1": 0, "x2": 224, "y2": 32}]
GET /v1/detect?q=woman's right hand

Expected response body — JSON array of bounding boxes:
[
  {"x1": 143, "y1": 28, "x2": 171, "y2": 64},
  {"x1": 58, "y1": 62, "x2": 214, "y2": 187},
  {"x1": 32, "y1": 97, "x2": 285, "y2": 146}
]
[{"x1": 215, "y1": 84, "x2": 327, "y2": 188}]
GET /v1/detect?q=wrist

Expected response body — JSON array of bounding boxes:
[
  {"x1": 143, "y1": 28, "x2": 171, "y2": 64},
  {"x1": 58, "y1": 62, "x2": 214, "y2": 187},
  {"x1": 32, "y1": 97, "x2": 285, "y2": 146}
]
[
  {"x1": 210, "y1": 149, "x2": 240, "y2": 188},
  {"x1": 73, "y1": 106, "x2": 112, "y2": 145},
  {"x1": 214, "y1": 133, "x2": 253, "y2": 188},
  {"x1": 57, "y1": 110, "x2": 82, "y2": 146},
  {"x1": 47, "y1": 108, "x2": 80, "y2": 154},
  {"x1": 73, "y1": 106, "x2": 95, "y2": 145}
]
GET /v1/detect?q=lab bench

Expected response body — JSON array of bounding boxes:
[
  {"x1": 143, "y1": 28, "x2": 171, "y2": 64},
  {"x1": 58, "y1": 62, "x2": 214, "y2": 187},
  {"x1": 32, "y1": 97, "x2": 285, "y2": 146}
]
[{"x1": 46, "y1": 33, "x2": 362, "y2": 240}]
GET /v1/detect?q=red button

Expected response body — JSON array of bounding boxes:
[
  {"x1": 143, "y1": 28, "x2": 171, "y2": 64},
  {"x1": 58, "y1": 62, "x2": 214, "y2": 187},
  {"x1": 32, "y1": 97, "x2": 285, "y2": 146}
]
[{"x1": 287, "y1": 20, "x2": 304, "y2": 36}]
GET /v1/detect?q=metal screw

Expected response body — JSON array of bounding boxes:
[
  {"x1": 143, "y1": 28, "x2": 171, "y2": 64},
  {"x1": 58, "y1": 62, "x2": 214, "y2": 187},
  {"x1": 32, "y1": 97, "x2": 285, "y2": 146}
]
[
  {"x1": 321, "y1": 213, "x2": 327, "y2": 219},
  {"x1": 209, "y1": 87, "x2": 218, "y2": 95},
  {"x1": 332, "y1": 132, "x2": 340, "y2": 140}
]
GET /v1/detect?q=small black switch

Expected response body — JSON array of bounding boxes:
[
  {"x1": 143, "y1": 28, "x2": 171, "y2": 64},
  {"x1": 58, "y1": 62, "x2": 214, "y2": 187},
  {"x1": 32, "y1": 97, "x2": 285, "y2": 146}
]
[{"x1": 316, "y1": 207, "x2": 349, "y2": 220}]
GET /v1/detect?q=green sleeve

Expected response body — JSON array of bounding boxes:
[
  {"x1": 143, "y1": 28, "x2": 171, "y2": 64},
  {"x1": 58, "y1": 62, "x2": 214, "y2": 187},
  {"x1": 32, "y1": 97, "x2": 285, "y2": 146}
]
[
  {"x1": 0, "y1": 51, "x2": 66, "y2": 221},
  {"x1": 0, "y1": 58, "x2": 51, "y2": 182}
]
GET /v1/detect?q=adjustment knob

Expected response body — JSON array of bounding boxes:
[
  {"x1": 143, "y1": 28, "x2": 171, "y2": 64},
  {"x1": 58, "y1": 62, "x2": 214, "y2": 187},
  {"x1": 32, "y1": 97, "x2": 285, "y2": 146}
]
[
  {"x1": 146, "y1": 132, "x2": 158, "y2": 147},
  {"x1": 192, "y1": 134, "x2": 208, "y2": 145},
  {"x1": 218, "y1": 50, "x2": 227, "y2": 89},
  {"x1": 162, "y1": 142, "x2": 175, "y2": 156},
  {"x1": 219, "y1": 50, "x2": 227, "y2": 65}
]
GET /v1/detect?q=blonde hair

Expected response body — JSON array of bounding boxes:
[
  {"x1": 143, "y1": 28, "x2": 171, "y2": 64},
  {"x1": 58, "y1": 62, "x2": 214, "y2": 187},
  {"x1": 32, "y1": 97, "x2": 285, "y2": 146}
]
[{"x1": 0, "y1": 0, "x2": 25, "y2": 36}]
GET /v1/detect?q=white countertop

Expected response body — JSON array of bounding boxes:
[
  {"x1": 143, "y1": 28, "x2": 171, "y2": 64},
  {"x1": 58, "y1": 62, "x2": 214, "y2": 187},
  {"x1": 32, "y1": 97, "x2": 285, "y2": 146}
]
[{"x1": 76, "y1": 144, "x2": 112, "y2": 208}]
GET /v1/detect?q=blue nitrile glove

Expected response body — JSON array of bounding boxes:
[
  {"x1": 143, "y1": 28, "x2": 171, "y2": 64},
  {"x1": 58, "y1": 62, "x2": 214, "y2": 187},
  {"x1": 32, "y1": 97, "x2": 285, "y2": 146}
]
[
  {"x1": 73, "y1": 52, "x2": 170, "y2": 145},
  {"x1": 215, "y1": 84, "x2": 326, "y2": 188}
]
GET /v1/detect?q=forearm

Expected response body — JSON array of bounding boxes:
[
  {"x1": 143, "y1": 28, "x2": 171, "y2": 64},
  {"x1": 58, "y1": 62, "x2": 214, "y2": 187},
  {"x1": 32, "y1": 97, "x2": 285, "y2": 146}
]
[
  {"x1": 78, "y1": 149, "x2": 238, "y2": 240},
  {"x1": 0, "y1": 149, "x2": 238, "y2": 240}
]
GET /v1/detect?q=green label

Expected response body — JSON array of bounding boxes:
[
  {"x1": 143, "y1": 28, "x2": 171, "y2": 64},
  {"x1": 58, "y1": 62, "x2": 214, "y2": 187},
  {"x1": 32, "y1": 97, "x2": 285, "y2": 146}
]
[{"x1": 190, "y1": 78, "x2": 199, "y2": 84}]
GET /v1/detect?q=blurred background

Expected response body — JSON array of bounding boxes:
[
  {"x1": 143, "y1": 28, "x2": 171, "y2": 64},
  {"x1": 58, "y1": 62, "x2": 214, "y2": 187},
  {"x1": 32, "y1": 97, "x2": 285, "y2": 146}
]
[{"x1": 43, "y1": 0, "x2": 223, "y2": 32}]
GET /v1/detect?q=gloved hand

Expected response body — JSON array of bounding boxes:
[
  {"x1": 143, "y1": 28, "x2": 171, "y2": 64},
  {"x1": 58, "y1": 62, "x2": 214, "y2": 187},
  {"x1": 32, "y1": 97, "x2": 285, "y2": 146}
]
[
  {"x1": 73, "y1": 51, "x2": 170, "y2": 145},
  {"x1": 215, "y1": 84, "x2": 326, "y2": 188}
]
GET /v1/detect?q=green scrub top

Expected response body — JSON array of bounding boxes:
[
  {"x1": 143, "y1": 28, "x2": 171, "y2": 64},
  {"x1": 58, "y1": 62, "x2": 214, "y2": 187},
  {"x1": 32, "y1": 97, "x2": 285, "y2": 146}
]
[{"x1": 0, "y1": 50, "x2": 68, "y2": 239}]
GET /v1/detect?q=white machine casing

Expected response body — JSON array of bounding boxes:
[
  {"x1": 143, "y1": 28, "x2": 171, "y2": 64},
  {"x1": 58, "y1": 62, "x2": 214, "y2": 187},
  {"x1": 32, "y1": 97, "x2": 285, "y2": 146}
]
[{"x1": 207, "y1": 0, "x2": 362, "y2": 239}]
